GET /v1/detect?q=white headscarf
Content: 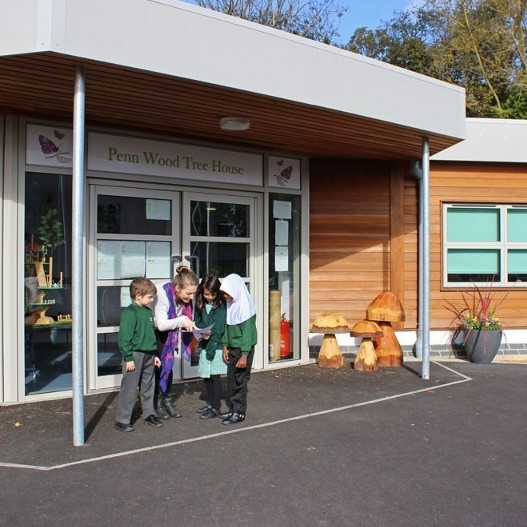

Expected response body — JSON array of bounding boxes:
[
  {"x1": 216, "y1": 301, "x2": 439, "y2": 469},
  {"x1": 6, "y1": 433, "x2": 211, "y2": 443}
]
[{"x1": 220, "y1": 274, "x2": 256, "y2": 325}]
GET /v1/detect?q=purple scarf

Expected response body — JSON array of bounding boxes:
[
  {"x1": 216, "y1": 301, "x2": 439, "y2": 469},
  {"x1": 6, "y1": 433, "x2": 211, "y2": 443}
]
[{"x1": 159, "y1": 282, "x2": 194, "y2": 392}]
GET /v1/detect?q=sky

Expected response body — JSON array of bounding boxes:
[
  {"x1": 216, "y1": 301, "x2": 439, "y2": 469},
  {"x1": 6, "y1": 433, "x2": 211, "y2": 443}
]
[{"x1": 336, "y1": 0, "x2": 422, "y2": 43}]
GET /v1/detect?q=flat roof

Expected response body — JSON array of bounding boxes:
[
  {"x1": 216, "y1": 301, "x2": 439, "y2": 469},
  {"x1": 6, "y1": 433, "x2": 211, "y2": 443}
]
[
  {"x1": 432, "y1": 118, "x2": 527, "y2": 163},
  {"x1": 0, "y1": 0, "x2": 466, "y2": 159}
]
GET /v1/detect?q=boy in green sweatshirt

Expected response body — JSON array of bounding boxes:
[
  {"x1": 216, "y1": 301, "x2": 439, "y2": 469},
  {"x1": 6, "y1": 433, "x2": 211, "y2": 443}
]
[{"x1": 115, "y1": 277, "x2": 163, "y2": 432}]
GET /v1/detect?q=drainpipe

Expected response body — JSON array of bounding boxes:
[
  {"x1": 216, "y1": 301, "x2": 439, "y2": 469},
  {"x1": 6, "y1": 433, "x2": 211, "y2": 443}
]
[
  {"x1": 411, "y1": 159, "x2": 423, "y2": 361},
  {"x1": 411, "y1": 137, "x2": 431, "y2": 380},
  {"x1": 72, "y1": 66, "x2": 86, "y2": 446}
]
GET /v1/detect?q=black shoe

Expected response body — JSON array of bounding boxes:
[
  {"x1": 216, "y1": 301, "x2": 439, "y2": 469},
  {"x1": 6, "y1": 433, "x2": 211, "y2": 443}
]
[
  {"x1": 199, "y1": 408, "x2": 219, "y2": 420},
  {"x1": 196, "y1": 404, "x2": 211, "y2": 414},
  {"x1": 145, "y1": 415, "x2": 164, "y2": 428},
  {"x1": 219, "y1": 411, "x2": 233, "y2": 420},
  {"x1": 156, "y1": 399, "x2": 170, "y2": 420},
  {"x1": 114, "y1": 421, "x2": 134, "y2": 432},
  {"x1": 222, "y1": 412, "x2": 245, "y2": 425},
  {"x1": 162, "y1": 395, "x2": 183, "y2": 418}
]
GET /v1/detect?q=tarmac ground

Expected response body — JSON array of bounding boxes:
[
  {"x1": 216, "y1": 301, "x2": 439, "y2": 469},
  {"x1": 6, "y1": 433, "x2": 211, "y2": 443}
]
[{"x1": 0, "y1": 359, "x2": 526, "y2": 527}]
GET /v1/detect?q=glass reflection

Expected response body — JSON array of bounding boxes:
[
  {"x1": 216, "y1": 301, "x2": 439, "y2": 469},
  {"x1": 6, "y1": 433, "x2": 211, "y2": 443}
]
[{"x1": 190, "y1": 201, "x2": 249, "y2": 237}]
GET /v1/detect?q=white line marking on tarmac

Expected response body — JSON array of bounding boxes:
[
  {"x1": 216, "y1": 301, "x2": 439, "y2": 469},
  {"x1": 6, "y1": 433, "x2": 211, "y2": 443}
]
[{"x1": 0, "y1": 361, "x2": 472, "y2": 472}]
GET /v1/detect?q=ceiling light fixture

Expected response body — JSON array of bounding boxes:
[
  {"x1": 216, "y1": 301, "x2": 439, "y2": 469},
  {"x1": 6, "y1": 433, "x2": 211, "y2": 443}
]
[{"x1": 220, "y1": 116, "x2": 251, "y2": 131}]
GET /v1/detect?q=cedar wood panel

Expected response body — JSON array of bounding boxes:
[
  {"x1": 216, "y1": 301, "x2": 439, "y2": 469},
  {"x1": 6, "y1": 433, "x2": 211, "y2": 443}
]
[
  {"x1": 430, "y1": 162, "x2": 527, "y2": 329},
  {"x1": 310, "y1": 159, "x2": 527, "y2": 332},
  {"x1": 309, "y1": 159, "x2": 411, "y2": 329}
]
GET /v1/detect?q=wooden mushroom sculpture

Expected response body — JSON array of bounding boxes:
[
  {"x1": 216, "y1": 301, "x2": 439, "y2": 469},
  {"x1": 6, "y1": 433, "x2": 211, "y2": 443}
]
[
  {"x1": 311, "y1": 311, "x2": 349, "y2": 369},
  {"x1": 351, "y1": 320, "x2": 383, "y2": 372},
  {"x1": 366, "y1": 291, "x2": 405, "y2": 367}
]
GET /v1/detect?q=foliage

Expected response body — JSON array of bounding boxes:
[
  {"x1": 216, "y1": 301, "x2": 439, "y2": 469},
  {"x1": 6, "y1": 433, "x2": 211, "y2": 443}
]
[
  {"x1": 38, "y1": 208, "x2": 65, "y2": 256},
  {"x1": 444, "y1": 282, "x2": 507, "y2": 332},
  {"x1": 194, "y1": 0, "x2": 346, "y2": 44},
  {"x1": 345, "y1": 0, "x2": 527, "y2": 118}
]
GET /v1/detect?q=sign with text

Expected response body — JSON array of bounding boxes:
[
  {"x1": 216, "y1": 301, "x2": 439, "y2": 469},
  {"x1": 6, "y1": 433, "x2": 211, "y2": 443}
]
[
  {"x1": 26, "y1": 125, "x2": 264, "y2": 186},
  {"x1": 88, "y1": 133, "x2": 263, "y2": 186}
]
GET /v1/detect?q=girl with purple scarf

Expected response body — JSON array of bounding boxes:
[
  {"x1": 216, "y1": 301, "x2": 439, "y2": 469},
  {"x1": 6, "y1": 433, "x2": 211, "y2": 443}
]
[{"x1": 154, "y1": 265, "x2": 198, "y2": 419}]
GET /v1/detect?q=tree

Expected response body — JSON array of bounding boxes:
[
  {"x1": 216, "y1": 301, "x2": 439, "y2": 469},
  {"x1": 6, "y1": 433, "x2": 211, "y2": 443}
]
[
  {"x1": 195, "y1": 0, "x2": 346, "y2": 44},
  {"x1": 345, "y1": 0, "x2": 527, "y2": 118}
]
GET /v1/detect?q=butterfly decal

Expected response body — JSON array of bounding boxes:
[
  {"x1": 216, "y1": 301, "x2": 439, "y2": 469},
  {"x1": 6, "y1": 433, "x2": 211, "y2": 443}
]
[
  {"x1": 38, "y1": 134, "x2": 72, "y2": 164},
  {"x1": 274, "y1": 164, "x2": 293, "y2": 186},
  {"x1": 54, "y1": 129, "x2": 65, "y2": 140}
]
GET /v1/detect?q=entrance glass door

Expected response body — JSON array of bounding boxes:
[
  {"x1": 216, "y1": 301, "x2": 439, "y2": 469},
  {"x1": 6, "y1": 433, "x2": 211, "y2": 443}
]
[
  {"x1": 90, "y1": 186, "x2": 180, "y2": 390},
  {"x1": 181, "y1": 192, "x2": 256, "y2": 378},
  {"x1": 89, "y1": 187, "x2": 256, "y2": 388}
]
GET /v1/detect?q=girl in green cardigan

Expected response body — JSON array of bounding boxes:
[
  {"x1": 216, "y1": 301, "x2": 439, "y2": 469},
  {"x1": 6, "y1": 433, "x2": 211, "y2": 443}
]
[{"x1": 194, "y1": 275, "x2": 227, "y2": 419}]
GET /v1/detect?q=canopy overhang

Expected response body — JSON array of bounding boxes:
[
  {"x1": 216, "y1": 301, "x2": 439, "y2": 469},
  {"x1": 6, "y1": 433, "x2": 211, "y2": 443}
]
[{"x1": 0, "y1": 0, "x2": 466, "y2": 160}]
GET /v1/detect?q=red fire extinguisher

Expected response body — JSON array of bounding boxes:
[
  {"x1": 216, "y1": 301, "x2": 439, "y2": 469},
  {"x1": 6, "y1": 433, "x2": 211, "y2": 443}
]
[{"x1": 280, "y1": 314, "x2": 291, "y2": 358}]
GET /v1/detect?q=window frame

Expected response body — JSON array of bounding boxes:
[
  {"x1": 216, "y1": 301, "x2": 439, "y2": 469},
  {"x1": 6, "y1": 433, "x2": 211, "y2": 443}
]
[{"x1": 442, "y1": 203, "x2": 527, "y2": 288}]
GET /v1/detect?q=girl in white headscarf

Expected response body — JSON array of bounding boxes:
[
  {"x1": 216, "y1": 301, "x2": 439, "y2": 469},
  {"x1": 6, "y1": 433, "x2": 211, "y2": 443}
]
[{"x1": 219, "y1": 274, "x2": 257, "y2": 425}]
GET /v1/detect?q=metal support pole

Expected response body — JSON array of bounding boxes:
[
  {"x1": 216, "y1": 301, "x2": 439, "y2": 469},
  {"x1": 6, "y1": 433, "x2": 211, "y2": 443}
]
[
  {"x1": 421, "y1": 138, "x2": 431, "y2": 379},
  {"x1": 413, "y1": 160, "x2": 423, "y2": 360},
  {"x1": 72, "y1": 66, "x2": 86, "y2": 446}
]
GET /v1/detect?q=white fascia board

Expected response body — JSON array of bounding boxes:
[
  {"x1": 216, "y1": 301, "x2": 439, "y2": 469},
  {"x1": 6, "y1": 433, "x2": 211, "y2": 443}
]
[
  {"x1": 0, "y1": 0, "x2": 67, "y2": 55},
  {"x1": 1, "y1": 0, "x2": 465, "y2": 141},
  {"x1": 432, "y1": 118, "x2": 527, "y2": 163}
]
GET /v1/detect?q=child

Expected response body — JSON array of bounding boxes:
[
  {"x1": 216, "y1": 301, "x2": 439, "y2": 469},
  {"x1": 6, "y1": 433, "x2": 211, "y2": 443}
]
[
  {"x1": 154, "y1": 265, "x2": 198, "y2": 419},
  {"x1": 115, "y1": 277, "x2": 163, "y2": 432},
  {"x1": 194, "y1": 275, "x2": 227, "y2": 419},
  {"x1": 219, "y1": 274, "x2": 257, "y2": 425}
]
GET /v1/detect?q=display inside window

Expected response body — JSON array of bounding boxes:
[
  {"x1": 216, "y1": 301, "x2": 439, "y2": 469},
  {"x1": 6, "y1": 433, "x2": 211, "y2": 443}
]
[
  {"x1": 24, "y1": 173, "x2": 72, "y2": 395},
  {"x1": 268, "y1": 194, "x2": 301, "y2": 362},
  {"x1": 97, "y1": 240, "x2": 170, "y2": 280},
  {"x1": 95, "y1": 193, "x2": 176, "y2": 379}
]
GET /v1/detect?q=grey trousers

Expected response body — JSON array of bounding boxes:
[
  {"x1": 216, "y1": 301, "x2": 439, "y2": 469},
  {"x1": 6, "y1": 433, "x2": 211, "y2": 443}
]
[{"x1": 116, "y1": 351, "x2": 156, "y2": 424}]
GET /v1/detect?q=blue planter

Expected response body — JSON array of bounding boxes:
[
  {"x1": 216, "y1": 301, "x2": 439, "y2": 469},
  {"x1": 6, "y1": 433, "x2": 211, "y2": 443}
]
[{"x1": 463, "y1": 330, "x2": 502, "y2": 364}]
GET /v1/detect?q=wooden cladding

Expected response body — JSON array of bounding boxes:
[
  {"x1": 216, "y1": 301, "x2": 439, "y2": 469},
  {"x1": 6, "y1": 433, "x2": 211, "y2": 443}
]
[
  {"x1": 309, "y1": 159, "x2": 409, "y2": 328},
  {"x1": 310, "y1": 159, "x2": 527, "y2": 332},
  {"x1": 430, "y1": 163, "x2": 527, "y2": 330}
]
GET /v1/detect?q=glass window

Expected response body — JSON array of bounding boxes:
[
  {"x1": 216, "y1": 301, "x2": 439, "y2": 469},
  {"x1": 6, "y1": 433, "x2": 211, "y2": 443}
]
[
  {"x1": 443, "y1": 204, "x2": 527, "y2": 286},
  {"x1": 97, "y1": 240, "x2": 171, "y2": 280},
  {"x1": 268, "y1": 194, "x2": 301, "y2": 363},
  {"x1": 96, "y1": 287, "x2": 127, "y2": 377},
  {"x1": 188, "y1": 200, "x2": 251, "y2": 279},
  {"x1": 24, "y1": 173, "x2": 72, "y2": 395},
  {"x1": 98, "y1": 195, "x2": 171, "y2": 235},
  {"x1": 190, "y1": 241, "x2": 248, "y2": 277},
  {"x1": 447, "y1": 208, "x2": 499, "y2": 242},
  {"x1": 190, "y1": 201, "x2": 249, "y2": 237},
  {"x1": 508, "y1": 249, "x2": 527, "y2": 282},
  {"x1": 95, "y1": 192, "x2": 175, "y2": 380},
  {"x1": 507, "y1": 209, "x2": 527, "y2": 242}
]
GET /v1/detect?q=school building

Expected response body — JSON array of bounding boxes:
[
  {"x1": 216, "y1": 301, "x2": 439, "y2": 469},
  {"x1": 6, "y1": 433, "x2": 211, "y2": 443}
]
[{"x1": 1, "y1": 0, "x2": 524, "y2": 405}]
